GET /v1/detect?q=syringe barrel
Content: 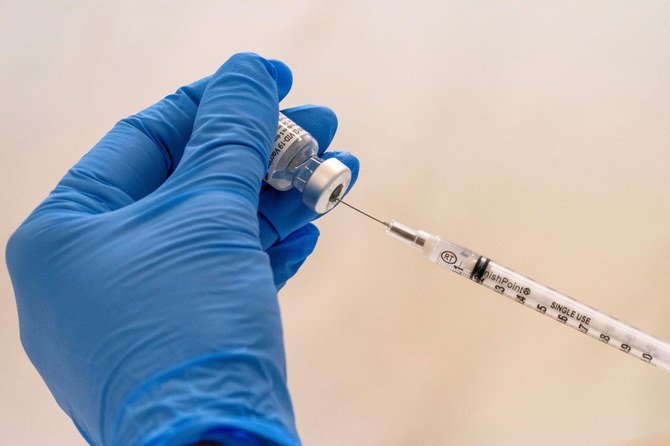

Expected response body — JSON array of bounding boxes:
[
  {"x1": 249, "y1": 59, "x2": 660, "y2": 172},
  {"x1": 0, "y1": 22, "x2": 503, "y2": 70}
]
[
  {"x1": 479, "y1": 259, "x2": 670, "y2": 369},
  {"x1": 385, "y1": 219, "x2": 670, "y2": 371}
]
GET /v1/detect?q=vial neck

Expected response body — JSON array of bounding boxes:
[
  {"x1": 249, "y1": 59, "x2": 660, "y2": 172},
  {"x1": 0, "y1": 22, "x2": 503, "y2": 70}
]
[{"x1": 291, "y1": 156, "x2": 323, "y2": 192}]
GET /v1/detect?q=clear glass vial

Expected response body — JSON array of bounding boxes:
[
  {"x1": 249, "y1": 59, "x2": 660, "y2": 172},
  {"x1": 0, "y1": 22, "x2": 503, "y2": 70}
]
[{"x1": 265, "y1": 113, "x2": 352, "y2": 213}]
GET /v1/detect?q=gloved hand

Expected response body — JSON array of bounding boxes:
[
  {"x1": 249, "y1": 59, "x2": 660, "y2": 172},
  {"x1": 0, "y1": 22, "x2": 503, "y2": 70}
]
[{"x1": 5, "y1": 53, "x2": 359, "y2": 446}]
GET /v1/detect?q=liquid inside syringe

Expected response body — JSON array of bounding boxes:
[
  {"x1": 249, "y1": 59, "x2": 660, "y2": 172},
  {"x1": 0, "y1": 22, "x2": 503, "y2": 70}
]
[{"x1": 337, "y1": 199, "x2": 670, "y2": 371}]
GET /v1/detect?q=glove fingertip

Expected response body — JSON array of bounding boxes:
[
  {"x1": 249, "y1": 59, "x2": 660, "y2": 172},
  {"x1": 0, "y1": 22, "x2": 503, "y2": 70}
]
[
  {"x1": 285, "y1": 223, "x2": 320, "y2": 258},
  {"x1": 321, "y1": 151, "x2": 360, "y2": 193},
  {"x1": 281, "y1": 106, "x2": 338, "y2": 152},
  {"x1": 267, "y1": 223, "x2": 320, "y2": 290},
  {"x1": 269, "y1": 59, "x2": 293, "y2": 101},
  {"x1": 214, "y1": 53, "x2": 279, "y2": 89},
  {"x1": 299, "y1": 222, "x2": 320, "y2": 239}
]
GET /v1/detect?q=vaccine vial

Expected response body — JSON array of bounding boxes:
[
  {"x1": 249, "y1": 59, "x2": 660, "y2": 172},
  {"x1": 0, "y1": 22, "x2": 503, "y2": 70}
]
[{"x1": 265, "y1": 113, "x2": 352, "y2": 213}]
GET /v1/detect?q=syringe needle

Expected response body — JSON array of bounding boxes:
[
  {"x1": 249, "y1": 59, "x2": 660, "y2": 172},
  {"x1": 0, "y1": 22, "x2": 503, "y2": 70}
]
[{"x1": 336, "y1": 199, "x2": 389, "y2": 227}]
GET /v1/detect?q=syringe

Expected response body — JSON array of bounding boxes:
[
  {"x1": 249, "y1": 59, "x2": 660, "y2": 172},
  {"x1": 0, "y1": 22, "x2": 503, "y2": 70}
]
[{"x1": 337, "y1": 199, "x2": 670, "y2": 371}]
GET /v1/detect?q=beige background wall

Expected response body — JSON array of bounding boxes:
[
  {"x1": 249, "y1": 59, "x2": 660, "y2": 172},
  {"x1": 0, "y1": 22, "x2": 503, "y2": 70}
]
[{"x1": 2, "y1": 1, "x2": 670, "y2": 445}]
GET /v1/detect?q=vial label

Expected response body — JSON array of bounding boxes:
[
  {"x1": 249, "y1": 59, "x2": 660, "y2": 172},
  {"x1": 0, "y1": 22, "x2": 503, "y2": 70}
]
[{"x1": 266, "y1": 113, "x2": 310, "y2": 178}]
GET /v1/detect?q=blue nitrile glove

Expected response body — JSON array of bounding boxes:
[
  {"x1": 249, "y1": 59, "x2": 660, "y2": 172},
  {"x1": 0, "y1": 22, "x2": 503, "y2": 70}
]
[{"x1": 5, "y1": 52, "x2": 359, "y2": 446}]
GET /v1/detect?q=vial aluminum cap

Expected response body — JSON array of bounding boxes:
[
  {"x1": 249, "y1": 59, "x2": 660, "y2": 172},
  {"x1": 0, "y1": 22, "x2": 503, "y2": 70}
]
[{"x1": 302, "y1": 158, "x2": 352, "y2": 214}]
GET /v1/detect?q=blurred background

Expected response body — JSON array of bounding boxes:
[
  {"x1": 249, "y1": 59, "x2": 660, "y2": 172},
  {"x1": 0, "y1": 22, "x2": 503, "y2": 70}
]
[{"x1": 2, "y1": 1, "x2": 670, "y2": 445}]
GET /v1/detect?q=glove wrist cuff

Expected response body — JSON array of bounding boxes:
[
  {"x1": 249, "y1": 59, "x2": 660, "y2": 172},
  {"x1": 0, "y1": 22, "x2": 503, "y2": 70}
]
[{"x1": 108, "y1": 352, "x2": 300, "y2": 446}]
